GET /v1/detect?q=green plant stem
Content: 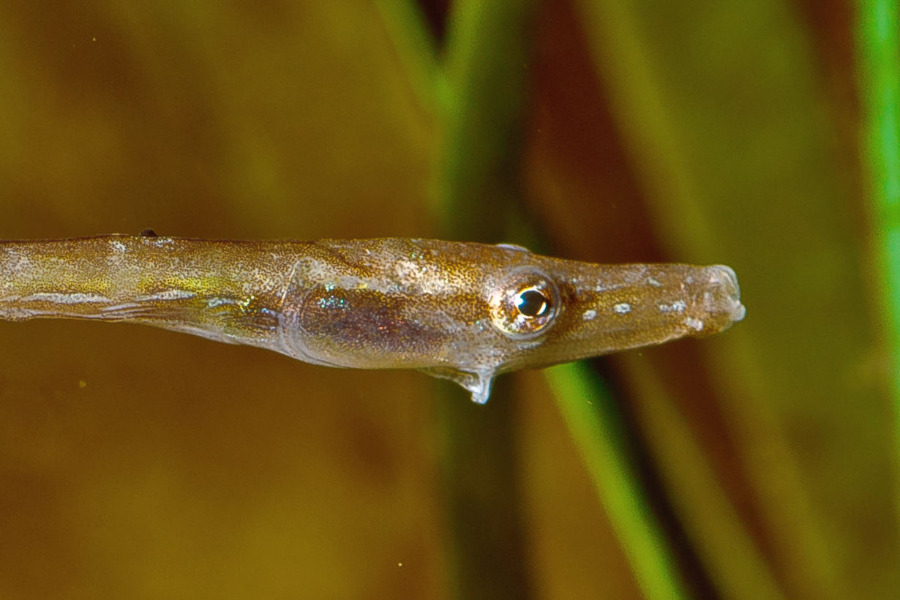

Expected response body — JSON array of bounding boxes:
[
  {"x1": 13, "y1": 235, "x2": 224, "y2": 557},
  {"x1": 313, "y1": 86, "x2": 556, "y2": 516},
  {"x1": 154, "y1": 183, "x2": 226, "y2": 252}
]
[
  {"x1": 857, "y1": 0, "x2": 900, "y2": 521},
  {"x1": 432, "y1": 1, "x2": 540, "y2": 598},
  {"x1": 374, "y1": 0, "x2": 444, "y2": 118},
  {"x1": 619, "y1": 358, "x2": 786, "y2": 600},
  {"x1": 546, "y1": 363, "x2": 689, "y2": 600}
]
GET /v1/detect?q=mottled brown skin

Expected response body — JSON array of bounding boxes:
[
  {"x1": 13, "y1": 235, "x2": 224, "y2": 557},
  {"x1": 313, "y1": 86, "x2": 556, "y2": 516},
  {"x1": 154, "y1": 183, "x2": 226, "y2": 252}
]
[{"x1": 0, "y1": 236, "x2": 745, "y2": 403}]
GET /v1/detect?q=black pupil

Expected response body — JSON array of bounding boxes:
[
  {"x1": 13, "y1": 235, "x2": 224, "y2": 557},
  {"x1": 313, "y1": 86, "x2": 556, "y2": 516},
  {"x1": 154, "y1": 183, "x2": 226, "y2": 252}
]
[{"x1": 516, "y1": 289, "x2": 549, "y2": 317}]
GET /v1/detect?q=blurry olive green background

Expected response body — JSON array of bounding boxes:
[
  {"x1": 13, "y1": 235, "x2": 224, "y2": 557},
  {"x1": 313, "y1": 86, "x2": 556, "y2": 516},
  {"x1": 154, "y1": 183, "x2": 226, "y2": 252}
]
[{"x1": 0, "y1": 1, "x2": 896, "y2": 599}]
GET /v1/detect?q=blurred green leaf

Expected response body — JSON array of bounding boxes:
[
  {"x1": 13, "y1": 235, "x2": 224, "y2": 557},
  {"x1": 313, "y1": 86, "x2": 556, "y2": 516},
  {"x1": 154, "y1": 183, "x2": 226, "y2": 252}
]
[
  {"x1": 547, "y1": 363, "x2": 690, "y2": 600},
  {"x1": 858, "y1": 0, "x2": 900, "y2": 525}
]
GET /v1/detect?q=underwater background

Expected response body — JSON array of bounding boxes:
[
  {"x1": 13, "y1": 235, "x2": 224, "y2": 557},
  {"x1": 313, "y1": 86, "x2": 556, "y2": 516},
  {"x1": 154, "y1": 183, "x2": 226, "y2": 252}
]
[{"x1": 0, "y1": 1, "x2": 896, "y2": 598}]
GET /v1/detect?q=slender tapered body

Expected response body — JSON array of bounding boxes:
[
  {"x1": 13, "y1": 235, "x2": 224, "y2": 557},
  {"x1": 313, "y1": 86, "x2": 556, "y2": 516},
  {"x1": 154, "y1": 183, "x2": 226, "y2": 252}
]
[{"x1": 0, "y1": 235, "x2": 745, "y2": 402}]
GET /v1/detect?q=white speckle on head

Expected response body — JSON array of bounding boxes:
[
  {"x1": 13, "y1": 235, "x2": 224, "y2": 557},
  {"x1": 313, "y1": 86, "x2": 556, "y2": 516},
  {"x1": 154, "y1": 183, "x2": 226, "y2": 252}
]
[
  {"x1": 659, "y1": 300, "x2": 686, "y2": 313},
  {"x1": 646, "y1": 276, "x2": 662, "y2": 287},
  {"x1": 394, "y1": 259, "x2": 424, "y2": 281},
  {"x1": 393, "y1": 258, "x2": 450, "y2": 295},
  {"x1": 111, "y1": 240, "x2": 127, "y2": 253},
  {"x1": 583, "y1": 309, "x2": 597, "y2": 321},
  {"x1": 684, "y1": 317, "x2": 704, "y2": 331},
  {"x1": 613, "y1": 302, "x2": 631, "y2": 314}
]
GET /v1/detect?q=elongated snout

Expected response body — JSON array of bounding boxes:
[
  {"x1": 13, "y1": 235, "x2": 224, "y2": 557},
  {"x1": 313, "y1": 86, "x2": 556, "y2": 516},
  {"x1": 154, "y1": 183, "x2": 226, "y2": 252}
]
[{"x1": 693, "y1": 265, "x2": 746, "y2": 334}]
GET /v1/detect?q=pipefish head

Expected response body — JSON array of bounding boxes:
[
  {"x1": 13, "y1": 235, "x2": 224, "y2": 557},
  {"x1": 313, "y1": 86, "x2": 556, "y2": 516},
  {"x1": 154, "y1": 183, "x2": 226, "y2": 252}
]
[
  {"x1": 478, "y1": 253, "x2": 746, "y2": 370},
  {"x1": 418, "y1": 243, "x2": 745, "y2": 402}
]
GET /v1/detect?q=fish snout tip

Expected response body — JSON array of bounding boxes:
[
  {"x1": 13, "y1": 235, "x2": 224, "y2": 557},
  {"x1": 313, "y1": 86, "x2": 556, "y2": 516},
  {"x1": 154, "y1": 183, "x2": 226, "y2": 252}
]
[{"x1": 707, "y1": 264, "x2": 746, "y2": 324}]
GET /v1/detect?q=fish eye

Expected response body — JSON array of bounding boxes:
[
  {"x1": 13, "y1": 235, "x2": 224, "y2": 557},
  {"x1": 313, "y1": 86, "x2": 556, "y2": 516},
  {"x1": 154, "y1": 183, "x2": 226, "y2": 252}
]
[
  {"x1": 489, "y1": 268, "x2": 560, "y2": 339},
  {"x1": 516, "y1": 287, "x2": 551, "y2": 317}
]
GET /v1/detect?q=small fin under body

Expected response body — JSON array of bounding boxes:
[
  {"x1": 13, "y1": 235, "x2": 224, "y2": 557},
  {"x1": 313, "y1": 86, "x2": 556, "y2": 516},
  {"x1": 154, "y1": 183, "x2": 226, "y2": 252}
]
[{"x1": 418, "y1": 367, "x2": 496, "y2": 404}]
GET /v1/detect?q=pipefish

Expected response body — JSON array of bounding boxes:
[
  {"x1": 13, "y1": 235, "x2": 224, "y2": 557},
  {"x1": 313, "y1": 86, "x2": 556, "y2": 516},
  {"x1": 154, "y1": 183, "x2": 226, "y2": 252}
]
[{"x1": 0, "y1": 235, "x2": 746, "y2": 403}]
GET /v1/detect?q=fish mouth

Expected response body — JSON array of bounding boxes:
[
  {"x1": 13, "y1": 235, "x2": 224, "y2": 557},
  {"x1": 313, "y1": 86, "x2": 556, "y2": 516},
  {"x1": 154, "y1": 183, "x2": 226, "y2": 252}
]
[{"x1": 706, "y1": 264, "x2": 746, "y2": 323}]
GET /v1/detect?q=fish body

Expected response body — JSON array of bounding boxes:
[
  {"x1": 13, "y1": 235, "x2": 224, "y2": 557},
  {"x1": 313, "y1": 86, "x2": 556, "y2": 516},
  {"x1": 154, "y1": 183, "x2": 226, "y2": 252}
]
[{"x1": 0, "y1": 235, "x2": 745, "y2": 403}]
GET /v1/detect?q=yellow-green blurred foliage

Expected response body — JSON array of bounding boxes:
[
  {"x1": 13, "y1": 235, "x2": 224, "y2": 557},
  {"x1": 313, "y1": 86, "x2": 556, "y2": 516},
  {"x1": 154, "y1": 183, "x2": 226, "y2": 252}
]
[{"x1": 0, "y1": 1, "x2": 895, "y2": 599}]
